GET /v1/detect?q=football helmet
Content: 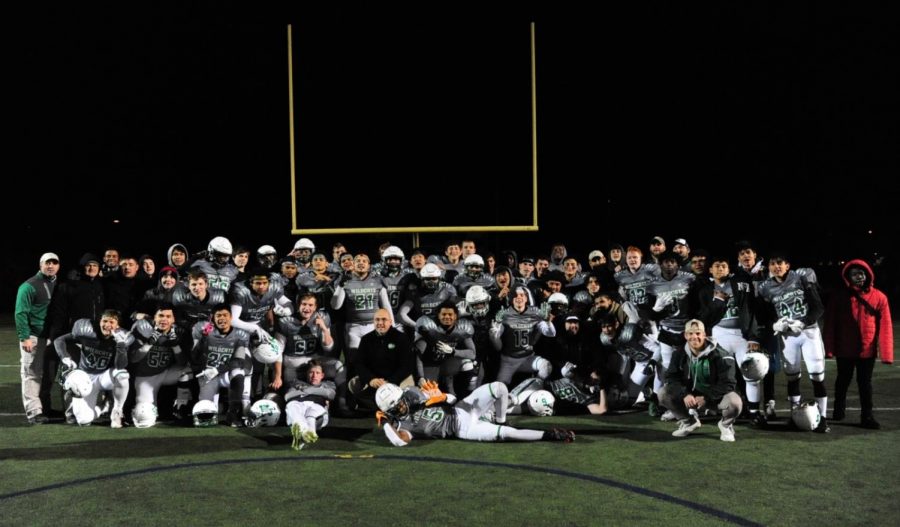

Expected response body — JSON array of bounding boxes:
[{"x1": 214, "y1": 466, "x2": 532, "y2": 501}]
[
  {"x1": 463, "y1": 254, "x2": 484, "y2": 279},
  {"x1": 252, "y1": 337, "x2": 282, "y2": 364},
  {"x1": 547, "y1": 292, "x2": 570, "y2": 317},
  {"x1": 247, "y1": 399, "x2": 282, "y2": 427},
  {"x1": 64, "y1": 369, "x2": 93, "y2": 398},
  {"x1": 465, "y1": 285, "x2": 491, "y2": 318},
  {"x1": 192, "y1": 400, "x2": 219, "y2": 427},
  {"x1": 382, "y1": 246, "x2": 404, "y2": 273},
  {"x1": 257, "y1": 245, "x2": 278, "y2": 267},
  {"x1": 132, "y1": 402, "x2": 158, "y2": 428},
  {"x1": 791, "y1": 401, "x2": 821, "y2": 432},
  {"x1": 527, "y1": 390, "x2": 555, "y2": 417},
  {"x1": 740, "y1": 352, "x2": 770, "y2": 381},
  {"x1": 375, "y1": 383, "x2": 404, "y2": 414},
  {"x1": 293, "y1": 238, "x2": 315, "y2": 263},
  {"x1": 208, "y1": 236, "x2": 233, "y2": 266},
  {"x1": 420, "y1": 263, "x2": 442, "y2": 292}
]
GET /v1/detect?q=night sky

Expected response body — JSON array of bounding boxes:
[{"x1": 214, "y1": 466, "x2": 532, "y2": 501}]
[{"x1": 6, "y1": 3, "x2": 898, "y2": 305}]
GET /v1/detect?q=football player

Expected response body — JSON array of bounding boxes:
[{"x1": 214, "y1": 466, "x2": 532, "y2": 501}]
[
  {"x1": 414, "y1": 302, "x2": 476, "y2": 394},
  {"x1": 54, "y1": 309, "x2": 131, "y2": 427},
  {"x1": 490, "y1": 286, "x2": 556, "y2": 385},
  {"x1": 190, "y1": 236, "x2": 239, "y2": 292},
  {"x1": 285, "y1": 360, "x2": 336, "y2": 450},
  {"x1": 376, "y1": 381, "x2": 574, "y2": 446}
]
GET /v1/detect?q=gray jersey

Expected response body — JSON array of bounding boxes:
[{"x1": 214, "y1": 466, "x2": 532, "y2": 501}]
[
  {"x1": 285, "y1": 379, "x2": 336, "y2": 406},
  {"x1": 171, "y1": 285, "x2": 226, "y2": 330},
  {"x1": 415, "y1": 316, "x2": 475, "y2": 363},
  {"x1": 69, "y1": 319, "x2": 132, "y2": 374},
  {"x1": 413, "y1": 283, "x2": 458, "y2": 320},
  {"x1": 548, "y1": 377, "x2": 595, "y2": 407},
  {"x1": 496, "y1": 306, "x2": 548, "y2": 358},
  {"x1": 650, "y1": 270, "x2": 695, "y2": 332},
  {"x1": 713, "y1": 281, "x2": 741, "y2": 330},
  {"x1": 757, "y1": 269, "x2": 818, "y2": 325},
  {"x1": 230, "y1": 281, "x2": 285, "y2": 324},
  {"x1": 129, "y1": 319, "x2": 182, "y2": 377},
  {"x1": 342, "y1": 274, "x2": 388, "y2": 324},
  {"x1": 452, "y1": 273, "x2": 497, "y2": 297},
  {"x1": 278, "y1": 310, "x2": 332, "y2": 357},
  {"x1": 190, "y1": 259, "x2": 239, "y2": 293},
  {"x1": 615, "y1": 264, "x2": 661, "y2": 308},
  {"x1": 191, "y1": 322, "x2": 251, "y2": 371},
  {"x1": 392, "y1": 387, "x2": 458, "y2": 439},
  {"x1": 381, "y1": 268, "x2": 414, "y2": 310}
]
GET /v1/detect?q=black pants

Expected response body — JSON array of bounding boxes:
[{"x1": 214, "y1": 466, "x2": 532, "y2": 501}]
[{"x1": 834, "y1": 356, "x2": 875, "y2": 418}]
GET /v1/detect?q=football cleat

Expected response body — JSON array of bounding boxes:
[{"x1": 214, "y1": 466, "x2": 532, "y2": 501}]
[
  {"x1": 110, "y1": 408, "x2": 124, "y2": 429},
  {"x1": 302, "y1": 429, "x2": 319, "y2": 445},
  {"x1": 672, "y1": 412, "x2": 702, "y2": 437},
  {"x1": 813, "y1": 417, "x2": 830, "y2": 434},
  {"x1": 718, "y1": 420, "x2": 735, "y2": 442},
  {"x1": 860, "y1": 417, "x2": 880, "y2": 430},
  {"x1": 542, "y1": 428, "x2": 575, "y2": 443},
  {"x1": 765, "y1": 400, "x2": 777, "y2": 419},
  {"x1": 291, "y1": 423, "x2": 305, "y2": 451},
  {"x1": 750, "y1": 412, "x2": 768, "y2": 428},
  {"x1": 660, "y1": 410, "x2": 677, "y2": 422}
]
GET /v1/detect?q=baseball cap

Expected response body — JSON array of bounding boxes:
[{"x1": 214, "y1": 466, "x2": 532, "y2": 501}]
[
  {"x1": 40, "y1": 252, "x2": 59, "y2": 264},
  {"x1": 589, "y1": 250, "x2": 605, "y2": 260},
  {"x1": 565, "y1": 315, "x2": 580, "y2": 323},
  {"x1": 673, "y1": 238, "x2": 688, "y2": 247},
  {"x1": 650, "y1": 236, "x2": 665, "y2": 246},
  {"x1": 684, "y1": 319, "x2": 706, "y2": 334}
]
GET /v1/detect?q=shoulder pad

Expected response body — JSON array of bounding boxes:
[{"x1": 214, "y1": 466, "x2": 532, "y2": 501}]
[
  {"x1": 171, "y1": 284, "x2": 191, "y2": 304},
  {"x1": 456, "y1": 318, "x2": 475, "y2": 336},
  {"x1": 416, "y1": 316, "x2": 438, "y2": 333},
  {"x1": 277, "y1": 316, "x2": 301, "y2": 335},
  {"x1": 209, "y1": 288, "x2": 226, "y2": 304},
  {"x1": 132, "y1": 319, "x2": 155, "y2": 339},
  {"x1": 230, "y1": 283, "x2": 252, "y2": 304},
  {"x1": 796, "y1": 268, "x2": 818, "y2": 284},
  {"x1": 233, "y1": 329, "x2": 251, "y2": 346},
  {"x1": 72, "y1": 319, "x2": 97, "y2": 339}
]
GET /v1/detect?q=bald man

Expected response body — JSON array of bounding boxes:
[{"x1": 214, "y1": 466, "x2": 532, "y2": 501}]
[{"x1": 348, "y1": 309, "x2": 415, "y2": 411}]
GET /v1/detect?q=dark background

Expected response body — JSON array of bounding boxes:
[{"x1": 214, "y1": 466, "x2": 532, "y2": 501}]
[{"x1": 5, "y1": 3, "x2": 898, "y2": 308}]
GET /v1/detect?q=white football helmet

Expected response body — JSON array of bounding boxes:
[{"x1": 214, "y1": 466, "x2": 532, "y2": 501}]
[
  {"x1": 208, "y1": 236, "x2": 233, "y2": 265},
  {"x1": 375, "y1": 383, "x2": 404, "y2": 413},
  {"x1": 791, "y1": 401, "x2": 821, "y2": 431},
  {"x1": 463, "y1": 254, "x2": 484, "y2": 279},
  {"x1": 257, "y1": 245, "x2": 278, "y2": 267},
  {"x1": 133, "y1": 402, "x2": 158, "y2": 428},
  {"x1": 252, "y1": 338, "x2": 282, "y2": 364},
  {"x1": 247, "y1": 399, "x2": 282, "y2": 427},
  {"x1": 192, "y1": 400, "x2": 219, "y2": 427},
  {"x1": 527, "y1": 390, "x2": 555, "y2": 417},
  {"x1": 382, "y1": 246, "x2": 404, "y2": 273},
  {"x1": 293, "y1": 238, "x2": 315, "y2": 251},
  {"x1": 465, "y1": 285, "x2": 491, "y2": 317},
  {"x1": 64, "y1": 369, "x2": 93, "y2": 398},
  {"x1": 420, "y1": 263, "x2": 442, "y2": 292},
  {"x1": 740, "y1": 352, "x2": 770, "y2": 381},
  {"x1": 548, "y1": 292, "x2": 570, "y2": 316}
]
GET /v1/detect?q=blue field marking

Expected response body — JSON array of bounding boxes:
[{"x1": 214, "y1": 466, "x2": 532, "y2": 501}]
[{"x1": 0, "y1": 454, "x2": 761, "y2": 526}]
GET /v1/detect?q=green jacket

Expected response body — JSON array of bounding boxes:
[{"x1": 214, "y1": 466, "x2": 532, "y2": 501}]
[
  {"x1": 664, "y1": 339, "x2": 737, "y2": 402},
  {"x1": 15, "y1": 272, "x2": 56, "y2": 341}
]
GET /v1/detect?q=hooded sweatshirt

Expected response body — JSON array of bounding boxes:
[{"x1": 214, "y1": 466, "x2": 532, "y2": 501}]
[{"x1": 824, "y1": 259, "x2": 893, "y2": 363}]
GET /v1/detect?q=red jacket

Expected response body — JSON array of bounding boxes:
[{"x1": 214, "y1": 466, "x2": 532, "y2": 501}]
[{"x1": 824, "y1": 259, "x2": 893, "y2": 363}]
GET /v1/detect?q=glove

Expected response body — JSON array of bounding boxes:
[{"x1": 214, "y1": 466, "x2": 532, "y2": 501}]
[
  {"x1": 652, "y1": 292, "x2": 673, "y2": 313},
  {"x1": 61, "y1": 357, "x2": 77, "y2": 370},
  {"x1": 272, "y1": 304, "x2": 292, "y2": 317},
  {"x1": 202, "y1": 322, "x2": 214, "y2": 336},
  {"x1": 787, "y1": 320, "x2": 805, "y2": 333},
  {"x1": 421, "y1": 380, "x2": 442, "y2": 399},
  {"x1": 435, "y1": 341, "x2": 455, "y2": 356},
  {"x1": 197, "y1": 366, "x2": 219, "y2": 381},
  {"x1": 772, "y1": 317, "x2": 789, "y2": 334},
  {"x1": 112, "y1": 330, "x2": 130, "y2": 346},
  {"x1": 489, "y1": 321, "x2": 504, "y2": 339},
  {"x1": 256, "y1": 327, "x2": 272, "y2": 342},
  {"x1": 561, "y1": 361, "x2": 577, "y2": 379}
]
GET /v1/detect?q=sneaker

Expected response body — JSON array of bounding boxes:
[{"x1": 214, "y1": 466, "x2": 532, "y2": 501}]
[
  {"x1": 672, "y1": 414, "x2": 702, "y2": 437},
  {"x1": 813, "y1": 417, "x2": 831, "y2": 434},
  {"x1": 660, "y1": 410, "x2": 677, "y2": 422},
  {"x1": 228, "y1": 409, "x2": 245, "y2": 428},
  {"x1": 110, "y1": 409, "x2": 124, "y2": 429},
  {"x1": 542, "y1": 428, "x2": 575, "y2": 443},
  {"x1": 765, "y1": 400, "x2": 777, "y2": 419},
  {"x1": 718, "y1": 420, "x2": 735, "y2": 442},
  {"x1": 860, "y1": 417, "x2": 880, "y2": 430},
  {"x1": 648, "y1": 401, "x2": 660, "y2": 418},
  {"x1": 302, "y1": 429, "x2": 319, "y2": 445},
  {"x1": 291, "y1": 423, "x2": 305, "y2": 451},
  {"x1": 750, "y1": 412, "x2": 768, "y2": 428},
  {"x1": 27, "y1": 413, "x2": 49, "y2": 425}
]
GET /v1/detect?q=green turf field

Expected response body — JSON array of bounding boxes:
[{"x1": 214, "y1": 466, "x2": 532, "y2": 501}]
[{"x1": 1, "y1": 319, "x2": 897, "y2": 526}]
